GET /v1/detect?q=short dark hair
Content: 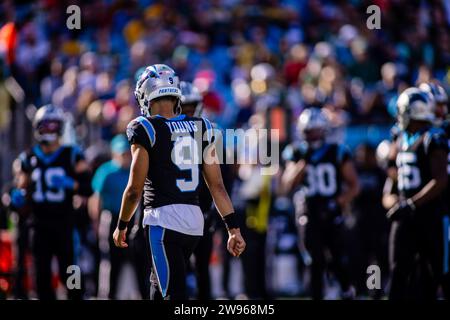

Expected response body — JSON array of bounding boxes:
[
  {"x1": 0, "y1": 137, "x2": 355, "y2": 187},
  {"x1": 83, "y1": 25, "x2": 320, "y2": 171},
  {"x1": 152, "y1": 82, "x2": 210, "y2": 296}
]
[{"x1": 152, "y1": 96, "x2": 178, "y2": 104}]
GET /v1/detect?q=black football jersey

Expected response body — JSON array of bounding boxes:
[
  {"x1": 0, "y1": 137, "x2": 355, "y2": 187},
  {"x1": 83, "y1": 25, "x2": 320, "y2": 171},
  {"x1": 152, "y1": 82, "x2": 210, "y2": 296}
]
[
  {"x1": 18, "y1": 145, "x2": 84, "y2": 220},
  {"x1": 282, "y1": 141, "x2": 352, "y2": 202},
  {"x1": 126, "y1": 114, "x2": 214, "y2": 210},
  {"x1": 440, "y1": 121, "x2": 450, "y2": 207},
  {"x1": 395, "y1": 126, "x2": 448, "y2": 202}
]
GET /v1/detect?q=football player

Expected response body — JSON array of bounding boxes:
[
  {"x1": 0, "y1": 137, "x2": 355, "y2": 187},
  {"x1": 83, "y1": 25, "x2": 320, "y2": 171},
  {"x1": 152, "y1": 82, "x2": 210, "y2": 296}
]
[
  {"x1": 180, "y1": 81, "x2": 236, "y2": 299},
  {"x1": 112, "y1": 64, "x2": 245, "y2": 300},
  {"x1": 420, "y1": 82, "x2": 450, "y2": 298},
  {"x1": 281, "y1": 107, "x2": 360, "y2": 300},
  {"x1": 385, "y1": 87, "x2": 448, "y2": 300},
  {"x1": 11, "y1": 104, "x2": 91, "y2": 299}
]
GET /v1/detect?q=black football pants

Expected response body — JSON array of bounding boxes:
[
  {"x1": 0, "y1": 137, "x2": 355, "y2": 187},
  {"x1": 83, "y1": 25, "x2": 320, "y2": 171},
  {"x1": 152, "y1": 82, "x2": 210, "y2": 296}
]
[
  {"x1": 388, "y1": 209, "x2": 444, "y2": 300},
  {"x1": 145, "y1": 225, "x2": 200, "y2": 300},
  {"x1": 304, "y1": 212, "x2": 352, "y2": 300},
  {"x1": 32, "y1": 222, "x2": 82, "y2": 300}
]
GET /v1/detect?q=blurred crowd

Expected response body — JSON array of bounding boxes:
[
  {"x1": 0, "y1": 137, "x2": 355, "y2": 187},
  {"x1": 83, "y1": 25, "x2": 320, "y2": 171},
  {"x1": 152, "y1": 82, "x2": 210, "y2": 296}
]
[{"x1": 0, "y1": 0, "x2": 450, "y2": 299}]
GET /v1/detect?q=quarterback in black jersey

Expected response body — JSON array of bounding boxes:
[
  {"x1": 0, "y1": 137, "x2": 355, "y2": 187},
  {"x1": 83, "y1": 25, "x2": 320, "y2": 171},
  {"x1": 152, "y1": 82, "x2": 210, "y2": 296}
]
[
  {"x1": 112, "y1": 64, "x2": 245, "y2": 300},
  {"x1": 11, "y1": 104, "x2": 91, "y2": 300},
  {"x1": 385, "y1": 87, "x2": 448, "y2": 300},
  {"x1": 282, "y1": 107, "x2": 360, "y2": 300}
]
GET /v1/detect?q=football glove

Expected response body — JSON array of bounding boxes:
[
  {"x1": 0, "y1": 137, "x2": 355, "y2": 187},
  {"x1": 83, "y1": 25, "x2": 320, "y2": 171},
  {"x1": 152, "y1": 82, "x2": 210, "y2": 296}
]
[{"x1": 11, "y1": 188, "x2": 26, "y2": 208}]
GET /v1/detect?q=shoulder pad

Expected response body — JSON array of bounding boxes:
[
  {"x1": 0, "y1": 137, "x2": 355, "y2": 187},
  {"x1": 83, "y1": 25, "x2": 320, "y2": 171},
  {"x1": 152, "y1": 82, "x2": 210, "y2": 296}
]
[
  {"x1": 423, "y1": 126, "x2": 447, "y2": 153},
  {"x1": 336, "y1": 143, "x2": 352, "y2": 163},
  {"x1": 127, "y1": 116, "x2": 156, "y2": 148}
]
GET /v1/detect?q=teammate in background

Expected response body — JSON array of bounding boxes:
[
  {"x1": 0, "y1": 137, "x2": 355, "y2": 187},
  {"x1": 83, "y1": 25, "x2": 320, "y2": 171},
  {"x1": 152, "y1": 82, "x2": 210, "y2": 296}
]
[
  {"x1": 419, "y1": 82, "x2": 450, "y2": 298},
  {"x1": 353, "y1": 143, "x2": 389, "y2": 298},
  {"x1": 11, "y1": 104, "x2": 91, "y2": 300},
  {"x1": 112, "y1": 64, "x2": 245, "y2": 300},
  {"x1": 385, "y1": 87, "x2": 448, "y2": 300},
  {"x1": 179, "y1": 81, "x2": 234, "y2": 299},
  {"x1": 89, "y1": 134, "x2": 149, "y2": 299},
  {"x1": 281, "y1": 107, "x2": 360, "y2": 300}
]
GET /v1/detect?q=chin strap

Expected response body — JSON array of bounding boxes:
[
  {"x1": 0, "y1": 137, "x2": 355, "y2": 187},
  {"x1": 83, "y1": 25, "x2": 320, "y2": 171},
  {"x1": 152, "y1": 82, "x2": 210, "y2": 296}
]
[{"x1": 174, "y1": 100, "x2": 182, "y2": 116}]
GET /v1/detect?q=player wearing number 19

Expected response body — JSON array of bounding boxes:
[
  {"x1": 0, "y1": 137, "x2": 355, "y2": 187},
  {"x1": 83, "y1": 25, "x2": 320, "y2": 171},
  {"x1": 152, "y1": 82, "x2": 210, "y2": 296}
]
[
  {"x1": 11, "y1": 104, "x2": 92, "y2": 299},
  {"x1": 112, "y1": 64, "x2": 245, "y2": 300},
  {"x1": 281, "y1": 107, "x2": 360, "y2": 300},
  {"x1": 385, "y1": 87, "x2": 448, "y2": 300}
]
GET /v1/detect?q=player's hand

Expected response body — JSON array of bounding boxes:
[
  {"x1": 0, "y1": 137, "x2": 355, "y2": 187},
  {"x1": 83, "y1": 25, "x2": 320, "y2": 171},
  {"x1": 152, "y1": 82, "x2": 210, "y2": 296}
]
[
  {"x1": 10, "y1": 188, "x2": 26, "y2": 208},
  {"x1": 113, "y1": 227, "x2": 128, "y2": 248},
  {"x1": 336, "y1": 193, "x2": 352, "y2": 209},
  {"x1": 386, "y1": 198, "x2": 415, "y2": 221},
  {"x1": 51, "y1": 175, "x2": 75, "y2": 190},
  {"x1": 227, "y1": 228, "x2": 246, "y2": 257}
]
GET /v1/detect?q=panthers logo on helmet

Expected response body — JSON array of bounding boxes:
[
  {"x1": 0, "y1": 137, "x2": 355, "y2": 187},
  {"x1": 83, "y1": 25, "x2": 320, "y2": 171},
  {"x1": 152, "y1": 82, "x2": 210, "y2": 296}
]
[{"x1": 396, "y1": 87, "x2": 434, "y2": 130}]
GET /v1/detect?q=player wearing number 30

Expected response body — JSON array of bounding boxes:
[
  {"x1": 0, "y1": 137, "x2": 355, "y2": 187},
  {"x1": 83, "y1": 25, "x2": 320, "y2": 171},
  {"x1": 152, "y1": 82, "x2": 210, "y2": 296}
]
[
  {"x1": 281, "y1": 107, "x2": 360, "y2": 300},
  {"x1": 385, "y1": 87, "x2": 448, "y2": 300},
  {"x1": 112, "y1": 64, "x2": 245, "y2": 300},
  {"x1": 11, "y1": 104, "x2": 92, "y2": 299}
]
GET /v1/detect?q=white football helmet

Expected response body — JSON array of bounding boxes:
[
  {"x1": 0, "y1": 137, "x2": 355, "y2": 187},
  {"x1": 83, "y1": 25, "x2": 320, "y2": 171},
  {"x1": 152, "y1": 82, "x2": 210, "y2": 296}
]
[
  {"x1": 33, "y1": 104, "x2": 65, "y2": 143},
  {"x1": 297, "y1": 107, "x2": 329, "y2": 147},
  {"x1": 134, "y1": 64, "x2": 182, "y2": 117},
  {"x1": 419, "y1": 82, "x2": 448, "y2": 104},
  {"x1": 180, "y1": 81, "x2": 203, "y2": 116},
  {"x1": 396, "y1": 87, "x2": 434, "y2": 130},
  {"x1": 419, "y1": 82, "x2": 448, "y2": 122},
  {"x1": 297, "y1": 107, "x2": 328, "y2": 132}
]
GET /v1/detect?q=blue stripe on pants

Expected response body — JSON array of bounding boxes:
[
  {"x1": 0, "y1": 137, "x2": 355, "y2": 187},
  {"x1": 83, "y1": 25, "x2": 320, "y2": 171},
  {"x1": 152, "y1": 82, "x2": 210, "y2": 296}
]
[
  {"x1": 444, "y1": 216, "x2": 449, "y2": 274},
  {"x1": 148, "y1": 226, "x2": 170, "y2": 297}
]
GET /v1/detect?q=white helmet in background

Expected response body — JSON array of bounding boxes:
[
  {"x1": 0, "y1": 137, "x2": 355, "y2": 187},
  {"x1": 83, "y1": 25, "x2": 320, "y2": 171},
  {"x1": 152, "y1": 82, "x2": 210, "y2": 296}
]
[
  {"x1": 419, "y1": 82, "x2": 448, "y2": 104},
  {"x1": 419, "y1": 82, "x2": 448, "y2": 122},
  {"x1": 134, "y1": 64, "x2": 182, "y2": 117},
  {"x1": 396, "y1": 87, "x2": 434, "y2": 130},
  {"x1": 297, "y1": 107, "x2": 329, "y2": 148},
  {"x1": 180, "y1": 81, "x2": 203, "y2": 116},
  {"x1": 33, "y1": 104, "x2": 65, "y2": 144}
]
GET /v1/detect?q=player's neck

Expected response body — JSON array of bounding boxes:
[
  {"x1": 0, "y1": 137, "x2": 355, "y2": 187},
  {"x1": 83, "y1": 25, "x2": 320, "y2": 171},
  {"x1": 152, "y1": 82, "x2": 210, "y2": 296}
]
[
  {"x1": 151, "y1": 109, "x2": 176, "y2": 119},
  {"x1": 39, "y1": 142, "x2": 61, "y2": 154},
  {"x1": 151, "y1": 102, "x2": 177, "y2": 119}
]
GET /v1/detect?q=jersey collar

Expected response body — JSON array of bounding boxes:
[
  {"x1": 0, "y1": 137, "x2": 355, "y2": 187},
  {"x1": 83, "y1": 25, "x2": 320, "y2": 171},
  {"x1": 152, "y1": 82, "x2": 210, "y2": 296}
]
[
  {"x1": 310, "y1": 143, "x2": 330, "y2": 163},
  {"x1": 33, "y1": 145, "x2": 65, "y2": 165},
  {"x1": 403, "y1": 125, "x2": 430, "y2": 147},
  {"x1": 153, "y1": 114, "x2": 186, "y2": 121}
]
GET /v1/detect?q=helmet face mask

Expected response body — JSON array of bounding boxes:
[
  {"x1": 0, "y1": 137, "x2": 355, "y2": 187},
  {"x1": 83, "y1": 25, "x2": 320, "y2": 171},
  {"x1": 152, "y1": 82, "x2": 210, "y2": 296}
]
[
  {"x1": 435, "y1": 102, "x2": 448, "y2": 122},
  {"x1": 33, "y1": 105, "x2": 65, "y2": 144},
  {"x1": 303, "y1": 128, "x2": 326, "y2": 147},
  {"x1": 134, "y1": 64, "x2": 182, "y2": 117}
]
